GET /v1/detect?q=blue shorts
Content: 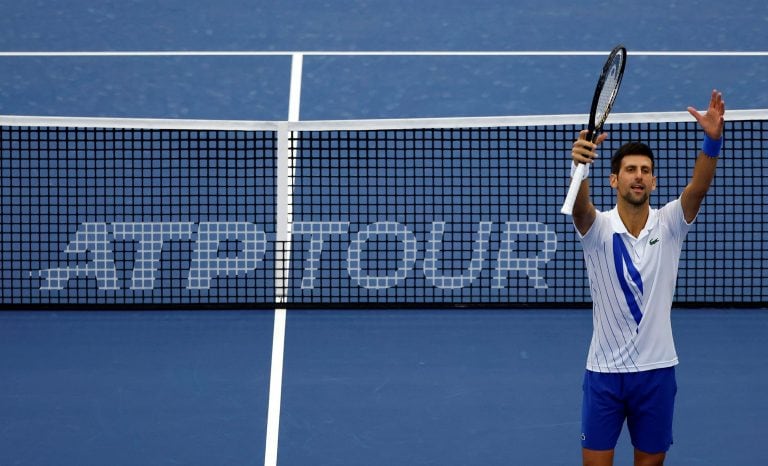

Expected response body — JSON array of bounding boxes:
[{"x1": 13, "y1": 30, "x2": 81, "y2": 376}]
[{"x1": 581, "y1": 367, "x2": 677, "y2": 453}]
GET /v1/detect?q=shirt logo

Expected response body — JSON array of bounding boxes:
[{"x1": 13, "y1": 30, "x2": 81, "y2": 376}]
[{"x1": 649, "y1": 238, "x2": 660, "y2": 245}]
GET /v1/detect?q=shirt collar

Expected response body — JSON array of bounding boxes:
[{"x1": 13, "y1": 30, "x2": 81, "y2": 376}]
[{"x1": 608, "y1": 206, "x2": 659, "y2": 240}]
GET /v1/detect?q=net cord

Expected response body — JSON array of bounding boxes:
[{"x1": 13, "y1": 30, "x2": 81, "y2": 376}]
[{"x1": 1, "y1": 109, "x2": 767, "y2": 132}]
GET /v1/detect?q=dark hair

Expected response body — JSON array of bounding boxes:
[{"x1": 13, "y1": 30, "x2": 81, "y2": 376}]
[{"x1": 611, "y1": 142, "x2": 655, "y2": 174}]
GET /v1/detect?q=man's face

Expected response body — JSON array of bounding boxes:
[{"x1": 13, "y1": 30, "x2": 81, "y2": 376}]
[{"x1": 610, "y1": 155, "x2": 656, "y2": 206}]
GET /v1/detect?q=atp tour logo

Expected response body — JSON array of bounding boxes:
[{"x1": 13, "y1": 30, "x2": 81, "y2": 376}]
[{"x1": 34, "y1": 220, "x2": 557, "y2": 292}]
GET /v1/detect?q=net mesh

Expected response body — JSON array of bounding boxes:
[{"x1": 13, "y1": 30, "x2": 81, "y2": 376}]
[{"x1": 1, "y1": 112, "x2": 765, "y2": 308}]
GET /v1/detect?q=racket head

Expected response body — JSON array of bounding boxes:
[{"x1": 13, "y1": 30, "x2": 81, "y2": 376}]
[{"x1": 587, "y1": 45, "x2": 627, "y2": 141}]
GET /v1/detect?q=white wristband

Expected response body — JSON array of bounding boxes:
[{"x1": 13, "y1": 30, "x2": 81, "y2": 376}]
[{"x1": 570, "y1": 161, "x2": 589, "y2": 180}]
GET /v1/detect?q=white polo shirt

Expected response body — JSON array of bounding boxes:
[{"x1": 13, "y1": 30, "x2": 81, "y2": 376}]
[{"x1": 577, "y1": 198, "x2": 692, "y2": 373}]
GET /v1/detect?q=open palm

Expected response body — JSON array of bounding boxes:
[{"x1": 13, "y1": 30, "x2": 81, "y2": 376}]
[{"x1": 687, "y1": 90, "x2": 725, "y2": 139}]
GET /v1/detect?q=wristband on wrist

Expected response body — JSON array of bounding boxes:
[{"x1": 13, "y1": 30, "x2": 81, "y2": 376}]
[
  {"x1": 570, "y1": 161, "x2": 589, "y2": 180},
  {"x1": 702, "y1": 134, "x2": 723, "y2": 158}
]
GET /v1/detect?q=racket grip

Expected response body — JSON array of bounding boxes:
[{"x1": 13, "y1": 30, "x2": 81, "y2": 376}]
[{"x1": 560, "y1": 164, "x2": 588, "y2": 215}]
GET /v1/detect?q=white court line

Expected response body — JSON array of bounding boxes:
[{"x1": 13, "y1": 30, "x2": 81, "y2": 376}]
[
  {"x1": 264, "y1": 305, "x2": 286, "y2": 466},
  {"x1": 264, "y1": 53, "x2": 303, "y2": 466},
  {"x1": 0, "y1": 50, "x2": 766, "y2": 57}
]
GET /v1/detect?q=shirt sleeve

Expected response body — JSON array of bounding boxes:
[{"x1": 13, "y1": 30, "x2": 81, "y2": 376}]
[
  {"x1": 661, "y1": 198, "x2": 692, "y2": 244},
  {"x1": 575, "y1": 209, "x2": 606, "y2": 251}
]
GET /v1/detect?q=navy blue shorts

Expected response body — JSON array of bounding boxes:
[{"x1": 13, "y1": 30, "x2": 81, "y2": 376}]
[{"x1": 581, "y1": 367, "x2": 677, "y2": 453}]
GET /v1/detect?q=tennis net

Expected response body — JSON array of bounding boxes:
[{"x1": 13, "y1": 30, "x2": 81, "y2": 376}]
[{"x1": 1, "y1": 111, "x2": 765, "y2": 308}]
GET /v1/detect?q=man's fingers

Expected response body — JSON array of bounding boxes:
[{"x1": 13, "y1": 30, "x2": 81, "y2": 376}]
[
  {"x1": 687, "y1": 106, "x2": 701, "y2": 120},
  {"x1": 572, "y1": 131, "x2": 607, "y2": 164},
  {"x1": 710, "y1": 89, "x2": 723, "y2": 109},
  {"x1": 572, "y1": 141, "x2": 599, "y2": 163},
  {"x1": 574, "y1": 138, "x2": 599, "y2": 152},
  {"x1": 595, "y1": 133, "x2": 609, "y2": 144}
]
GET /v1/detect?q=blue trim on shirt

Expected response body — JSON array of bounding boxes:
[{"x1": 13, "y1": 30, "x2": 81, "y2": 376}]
[{"x1": 612, "y1": 233, "x2": 644, "y2": 326}]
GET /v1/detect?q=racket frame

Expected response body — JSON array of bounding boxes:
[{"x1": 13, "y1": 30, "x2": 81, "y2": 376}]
[{"x1": 561, "y1": 45, "x2": 627, "y2": 215}]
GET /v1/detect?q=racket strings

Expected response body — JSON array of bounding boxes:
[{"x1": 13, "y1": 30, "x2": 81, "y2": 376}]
[{"x1": 594, "y1": 56, "x2": 625, "y2": 126}]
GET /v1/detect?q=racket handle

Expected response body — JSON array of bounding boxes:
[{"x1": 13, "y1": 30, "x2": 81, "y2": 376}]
[{"x1": 560, "y1": 164, "x2": 588, "y2": 215}]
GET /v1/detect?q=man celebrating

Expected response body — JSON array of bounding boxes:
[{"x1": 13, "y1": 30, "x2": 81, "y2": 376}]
[{"x1": 569, "y1": 90, "x2": 725, "y2": 466}]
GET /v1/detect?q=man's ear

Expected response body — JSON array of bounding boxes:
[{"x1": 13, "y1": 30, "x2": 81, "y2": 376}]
[{"x1": 609, "y1": 173, "x2": 618, "y2": 189}]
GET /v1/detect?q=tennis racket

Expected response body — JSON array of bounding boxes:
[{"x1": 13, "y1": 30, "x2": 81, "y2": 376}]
[{"x1": 561, "y1": 45, "x2": 627, "y2": 215}]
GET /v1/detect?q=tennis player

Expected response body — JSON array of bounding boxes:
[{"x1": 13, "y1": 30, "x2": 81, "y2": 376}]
[{"x1": 569, "y1": 90, "x2": 725, "y2": 466}]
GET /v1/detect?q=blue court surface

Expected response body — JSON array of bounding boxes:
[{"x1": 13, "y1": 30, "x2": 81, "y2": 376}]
[{"x1": 1, "y1": 1, "x2": 768, "y2": 465}]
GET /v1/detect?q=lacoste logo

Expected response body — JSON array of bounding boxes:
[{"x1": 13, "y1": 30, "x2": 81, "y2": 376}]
[{"x1": 649, "y1": 238, "x2": 660, "y2": 245}]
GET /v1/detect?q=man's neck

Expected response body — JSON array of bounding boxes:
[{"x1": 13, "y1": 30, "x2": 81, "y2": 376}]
[{"x1": 617, "y1": 201, "x2": 650, "y2": 238}]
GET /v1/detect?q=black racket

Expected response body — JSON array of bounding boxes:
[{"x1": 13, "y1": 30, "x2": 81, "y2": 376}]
[{"x1": 561, "y1": 45, "x2": 627, "y2": 215}]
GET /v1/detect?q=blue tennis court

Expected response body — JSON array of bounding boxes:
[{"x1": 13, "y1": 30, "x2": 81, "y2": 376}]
[
  {"x1": 1, "y1": 2, "x2": 767, "y2": 465},
  {"x1": 2, "y1": 309, "x2": 767, "y2": 465}
]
